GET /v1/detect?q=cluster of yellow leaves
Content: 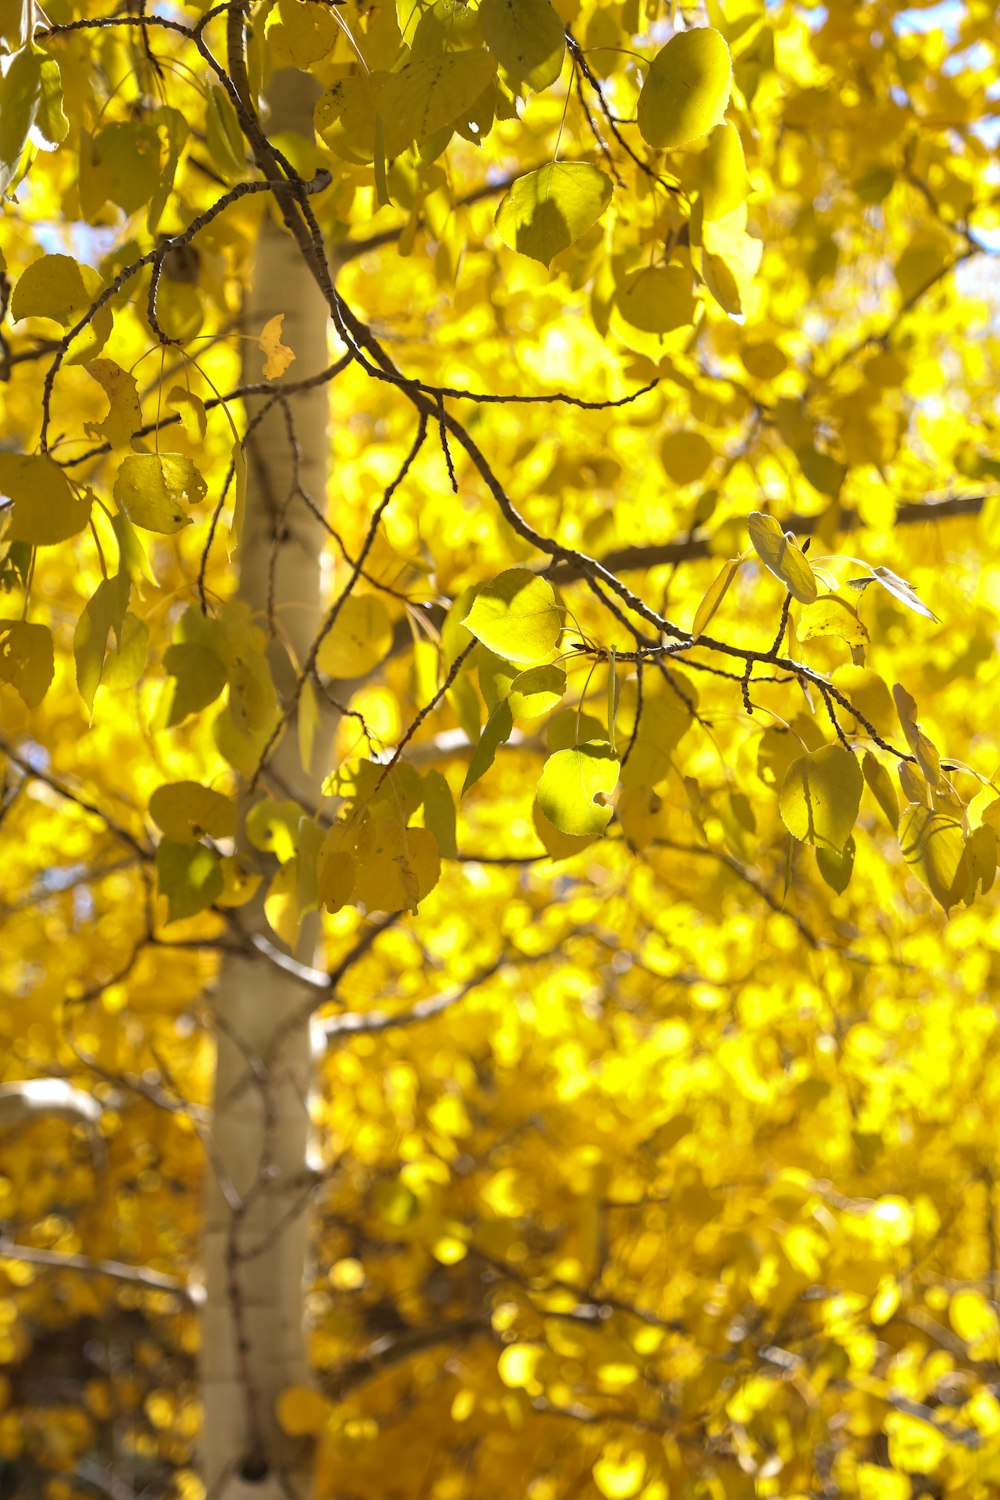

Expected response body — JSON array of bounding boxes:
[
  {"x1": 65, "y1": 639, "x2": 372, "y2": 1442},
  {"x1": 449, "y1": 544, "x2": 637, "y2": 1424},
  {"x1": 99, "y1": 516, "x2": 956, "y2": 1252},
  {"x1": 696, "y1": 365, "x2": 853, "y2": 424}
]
[{"x1": 1, "y1": 0, "x2": 1000, "y2": 1495}]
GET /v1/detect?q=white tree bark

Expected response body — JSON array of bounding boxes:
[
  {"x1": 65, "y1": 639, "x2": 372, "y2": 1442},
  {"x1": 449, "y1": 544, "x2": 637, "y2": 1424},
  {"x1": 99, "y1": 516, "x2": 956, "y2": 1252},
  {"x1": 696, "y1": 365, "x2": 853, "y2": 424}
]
[{"x1": 200, "y1": 69, "x2": 330, "y2": 1499}]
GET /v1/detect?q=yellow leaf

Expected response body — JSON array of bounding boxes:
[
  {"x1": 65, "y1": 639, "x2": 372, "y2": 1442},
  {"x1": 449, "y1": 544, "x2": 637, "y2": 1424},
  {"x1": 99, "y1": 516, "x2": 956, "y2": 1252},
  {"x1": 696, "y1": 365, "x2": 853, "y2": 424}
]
[
  {"x1": 276, "y1": 1385, "x2": 331, "y2": 1437},
  {"x1": 257, "y1": 313, "x2": 296, "y2": 380},
  {"x1": 317, "y1": 593, "x2": 394, "y2": 678},
  {"x1": 0, "y1": 620, "x2": 53, "y2": 708}
]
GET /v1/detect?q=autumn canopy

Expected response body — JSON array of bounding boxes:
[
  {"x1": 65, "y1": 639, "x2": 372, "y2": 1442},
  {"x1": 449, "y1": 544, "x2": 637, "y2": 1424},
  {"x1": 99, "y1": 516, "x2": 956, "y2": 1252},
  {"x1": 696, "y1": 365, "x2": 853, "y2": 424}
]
[{"x1": 1, "y1": 0, "x2": 1000, "y2": 1496}]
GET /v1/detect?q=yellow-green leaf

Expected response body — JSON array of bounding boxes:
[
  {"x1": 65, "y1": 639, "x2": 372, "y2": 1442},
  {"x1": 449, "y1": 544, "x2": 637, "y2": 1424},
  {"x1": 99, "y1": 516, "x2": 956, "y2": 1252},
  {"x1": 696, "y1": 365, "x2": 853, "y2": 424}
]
[
  {"x1": 463, "y1": 699, "x2": 513, "y2": 796},
  {"x1": 156, "y1": 840, "x2": 224, "y2": 923},
  {"x1": 74, "y1": 573, "x2": 128, "y2": 713},
  {"x1": 150, "y1": 782, "x2": 237, "y2": 845},
  {"x1": 0, "y1": 42, "x2": 42, "y2": 195},
  {"x1": 892, "y1": 682, "x2": 941, "y2": 786},
  {"x1": 113, "y1": 453, "x2": 206, "y2": 533},
  {"x1": 161, "y1": 642, "x2": 228, "y2": 727},
  {"x1": 495, "y1": 162, "x2": 613, "y2": 266},
  {"x1": 779, "y1": 744, "x2": 862, "y2": 852},
  {"x1": 637, "y1": 26, "x2": 731, "y2": 150},
  {"x1": 479, "y1": 0, "x2": 565, "y2": 92},
  {"x1": 245, "y1": 798, "x2": 301, "y2": 863},
  {"x1": 0, "y1": 452, "x2": 92, "y2": 545},
  {"x1": 508, "y1": 663, "x2": 566, "y2": 719},
  {"x1": 464, "y1": 569, "x2": 561, "y2": 663},
  {"x1": 747, "y1": 511, "x2": 817, "y2": 604},
  {"x1": 862, "y1": 750, "x2": 899, "y2": 831},
  {"x1": 379, "y1": 48, "x2": 496, "y2": 152},
  {"x1": 0, "y1": 619, "x2": 53, "y2": 708},
  {"x1": 616, "y1": 264, "x2": 695, "y2": 334},
  {"x1": 691, "y1": 557, "x2": 740, "y2": 640},
  {"x1": 35, "y1": 54, "x2": 68, "y2": 149},
  {"x1": 898, "y1": 801, "x2": 969, "y2": 911},
  {"x1": 537, "y1": 740, "x2": 619, "y2": 837},
  {"x1": 798, "y1": 591, "x2": 869, "y2": 647}
]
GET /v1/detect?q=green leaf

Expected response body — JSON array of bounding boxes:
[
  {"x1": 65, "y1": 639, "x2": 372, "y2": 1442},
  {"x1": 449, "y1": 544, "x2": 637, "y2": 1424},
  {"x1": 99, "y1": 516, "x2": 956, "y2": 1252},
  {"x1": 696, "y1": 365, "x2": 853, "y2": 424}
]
[
  {"x1": 0, "y1": 452, "x2": 92, "y2": 545},
  {"x1": 0, "y1": 43, "x2": 42, "y2": 196},
  {"x1": 35, "y1": 54, "x2": 69, "y2": 149},
  {"x1": 156, "y1": 840, "x2": 224, "y2": 923},
  {"x1": 817, "y1": 835, "x2": 855, "y2": 895},
  {"x1": 479, "y1": 0, "x2": 565, "y2": 91},
  {"x1": 422, "y1": 769, "x2": 457, "y2": 859},
  {"x1": 898, "y1": 801, "x2": 969, "y2": 912},
  {"x1": 92, "y1": 120, "x2": 161, "y2": 214},
  {"x1": 779, "y1": 744, "x2": 862, "y2": 853},
  {"x1": 316, "y1": 593, "x2": 394, "y2": 678},
  {"x1": 537, "y1": 740, "x2": 620, "y2": 837},
  {"x1": 747, "y1": 511, "x2": 817, "y2": 604},
  {"x1": 862, "y1": 749, "x2": 899, "y2": 831},
  {"x1": 532, "y1": 796, "x2": 597, "y2": 859},
  {"x1": 73, "y1": 573, "x2": 129, "y2": 713},
  {"x1": 205, "y1": 84, "x2": 247, "y2": 179},
  {"x1": 379, "y1": 48, "x2": 496, "y2": 152},
  {"x1": 0, "y1": 619, "x2": 53, "y2": 708},
  {"x1": 637, "y1": 26, "x2": 731, "y2": 150},
  {"x1": 161, "y1": 642, "x2": 228, "y2": 727},
  {"x1": 113, "y1": 453, "x2": 206, "y2": 533},
  {"x1": 463, "y1": 698, "x2": 513, "y2": 796},
  {"x1": 464, "y1": 569, "x2": 561, "y2": 663},
  {"x1": 150, "y1": 782, "x2": 237, "y2": 845},
  {"x1": 495, "y1": 163, "x2": 613, "y2": 266}
]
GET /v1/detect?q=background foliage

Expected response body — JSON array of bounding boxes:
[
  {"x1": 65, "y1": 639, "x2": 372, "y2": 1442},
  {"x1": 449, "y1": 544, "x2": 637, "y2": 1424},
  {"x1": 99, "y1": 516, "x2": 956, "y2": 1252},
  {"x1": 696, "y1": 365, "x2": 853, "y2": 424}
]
[{"x1": 2, "y1": 0, "x2": 1000, "y2": 1496}]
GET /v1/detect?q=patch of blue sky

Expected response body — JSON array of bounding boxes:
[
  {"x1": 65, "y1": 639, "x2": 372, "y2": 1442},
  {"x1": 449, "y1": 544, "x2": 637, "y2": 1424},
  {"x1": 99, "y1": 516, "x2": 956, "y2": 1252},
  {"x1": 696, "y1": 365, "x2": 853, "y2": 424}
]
[{"x1": 893, "y1": 1, "x2": 964, "y2": 36}]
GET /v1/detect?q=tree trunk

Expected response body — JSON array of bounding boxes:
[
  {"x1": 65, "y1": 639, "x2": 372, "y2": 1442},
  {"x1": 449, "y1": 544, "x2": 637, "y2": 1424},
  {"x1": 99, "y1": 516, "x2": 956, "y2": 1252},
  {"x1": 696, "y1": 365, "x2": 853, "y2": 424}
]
[{"x1": 200, "y1": 69, "x2": 329, "y2": 1499}]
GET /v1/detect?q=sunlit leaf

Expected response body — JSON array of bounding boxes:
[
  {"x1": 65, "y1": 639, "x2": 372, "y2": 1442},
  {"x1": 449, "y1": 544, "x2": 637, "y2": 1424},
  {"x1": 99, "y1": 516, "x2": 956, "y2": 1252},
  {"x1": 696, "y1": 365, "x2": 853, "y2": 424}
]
[
  {"x1": 537, "y1": 740, "x2": 619, "y2": 837},
  {"x1": 898, "y1": 801, "x2": 969, "y2": 911},
  {"x1": 637, "y1": 27, "x2": 731, "y2": 150},
  {"x1": 114, "y1": 454, "x2": 206, "y2": 533},
  {"x1": 495, "y1": 163, "x2": 613, "y2": 266},
  {"x1": 464, "y1": 569, "x2": 561, "y2": 663},
  {"x1": 747, "y1": 512, "x2": 817, "y2": 604}
]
